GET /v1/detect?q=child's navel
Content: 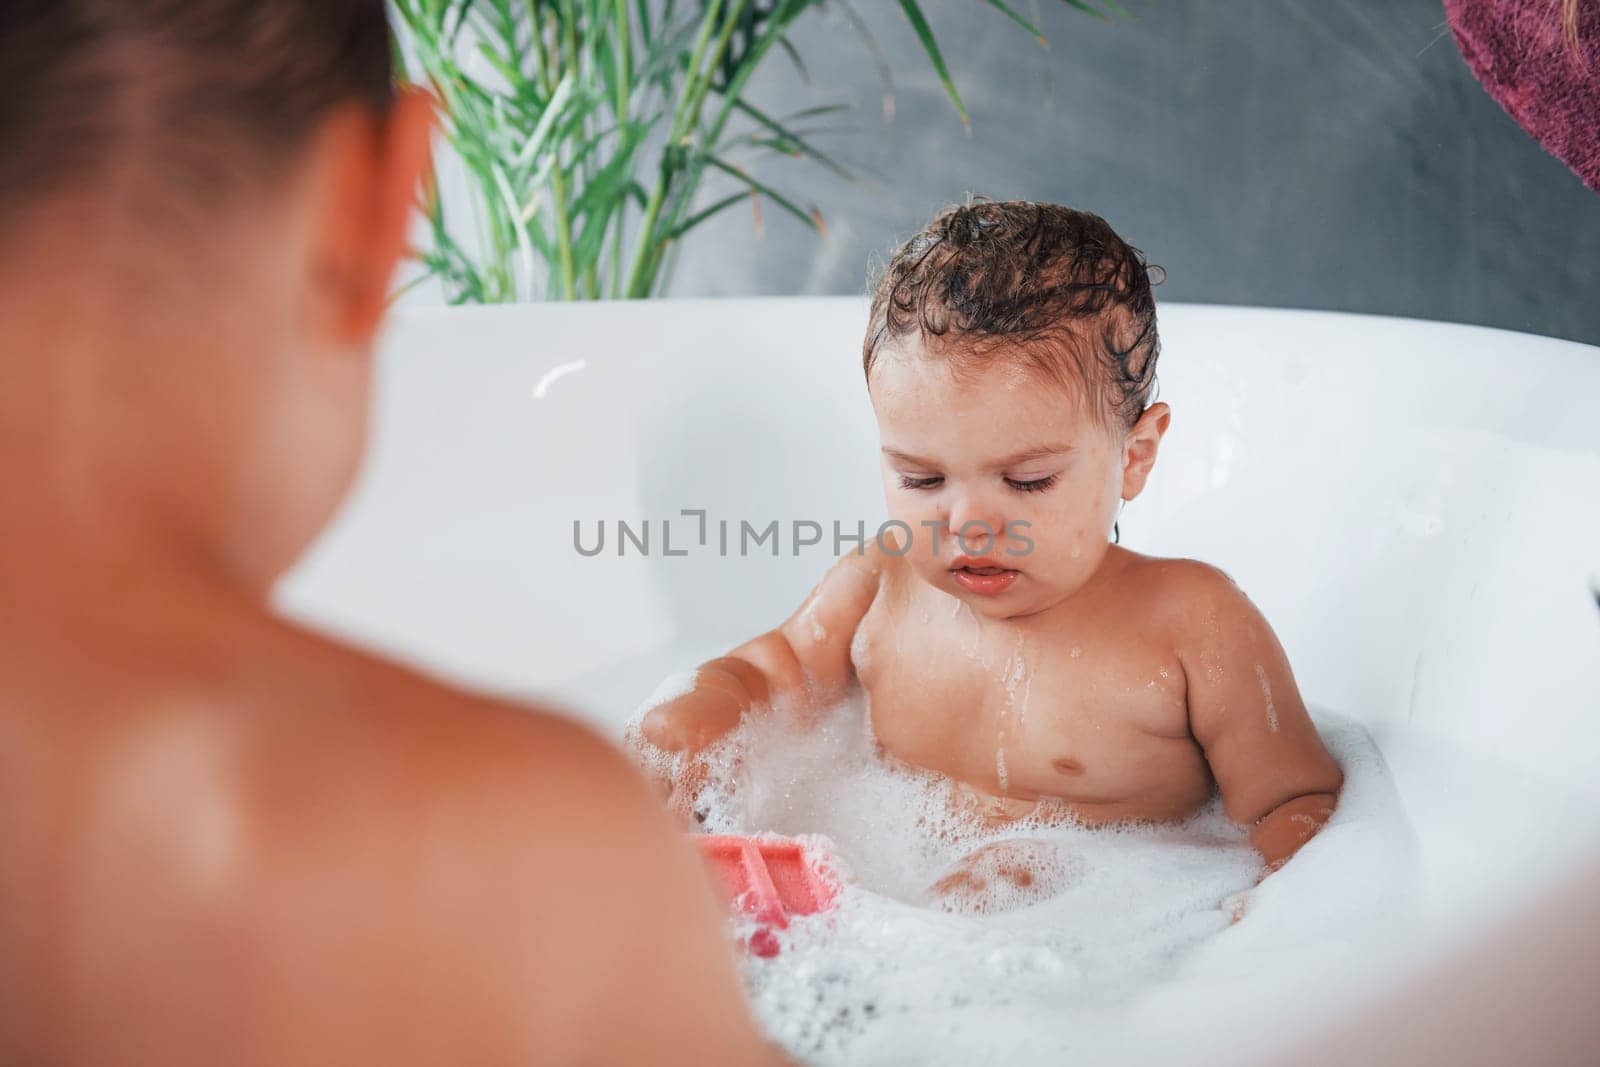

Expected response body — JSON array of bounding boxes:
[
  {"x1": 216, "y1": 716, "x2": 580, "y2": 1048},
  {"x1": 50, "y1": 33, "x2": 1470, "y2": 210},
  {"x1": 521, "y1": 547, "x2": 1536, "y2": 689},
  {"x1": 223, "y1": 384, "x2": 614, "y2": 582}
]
[{"x1": 1051, "y1": 755, "x2": 1084, "y2": 776}]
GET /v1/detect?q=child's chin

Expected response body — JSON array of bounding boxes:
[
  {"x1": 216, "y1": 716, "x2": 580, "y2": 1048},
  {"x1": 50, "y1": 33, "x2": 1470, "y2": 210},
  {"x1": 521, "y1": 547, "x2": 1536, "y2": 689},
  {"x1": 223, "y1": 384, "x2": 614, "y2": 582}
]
[
  {"x1": 951, "y1": 582, "x2": 1035, "y2": 619},
  {"x1": 970, "y1": 583, "x2": 1076, "y2": 622},
  {"x1": 965, "y1": 599, "x2": 1017, "y2": 620}
]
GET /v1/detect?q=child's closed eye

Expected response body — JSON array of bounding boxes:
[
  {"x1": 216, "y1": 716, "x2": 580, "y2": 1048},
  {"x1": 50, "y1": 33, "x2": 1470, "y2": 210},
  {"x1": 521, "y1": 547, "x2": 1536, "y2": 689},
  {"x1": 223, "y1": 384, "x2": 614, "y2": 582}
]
[
  {"x1": 898, "y1": 474, "x2": 944, "y2": 491},
  {"x1": 1004, "y1": 474, "x2": 1058, "y2": 493}
]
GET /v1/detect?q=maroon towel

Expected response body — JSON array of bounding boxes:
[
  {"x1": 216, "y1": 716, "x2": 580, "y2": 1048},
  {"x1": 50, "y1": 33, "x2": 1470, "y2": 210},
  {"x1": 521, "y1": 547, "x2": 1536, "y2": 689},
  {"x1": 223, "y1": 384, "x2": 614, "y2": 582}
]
[{"x1": 1446, "y1": 0, "x2": 1600, "y2": 193}]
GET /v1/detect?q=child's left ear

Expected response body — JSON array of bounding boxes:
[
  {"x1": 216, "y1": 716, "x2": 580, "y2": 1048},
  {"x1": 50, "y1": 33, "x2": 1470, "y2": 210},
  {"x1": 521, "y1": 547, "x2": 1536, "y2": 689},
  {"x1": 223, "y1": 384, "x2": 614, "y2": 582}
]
[{"x1": 1120, "y1": 402, "x2": 1171, "y2": 501}]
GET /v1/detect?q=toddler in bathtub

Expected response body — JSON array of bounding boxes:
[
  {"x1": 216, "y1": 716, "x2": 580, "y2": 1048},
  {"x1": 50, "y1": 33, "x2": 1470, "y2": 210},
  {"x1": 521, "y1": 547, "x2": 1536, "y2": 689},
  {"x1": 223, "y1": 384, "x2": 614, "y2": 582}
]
[{"x1": 635, "y1": 200, "x2": 1342, "y2": 907}]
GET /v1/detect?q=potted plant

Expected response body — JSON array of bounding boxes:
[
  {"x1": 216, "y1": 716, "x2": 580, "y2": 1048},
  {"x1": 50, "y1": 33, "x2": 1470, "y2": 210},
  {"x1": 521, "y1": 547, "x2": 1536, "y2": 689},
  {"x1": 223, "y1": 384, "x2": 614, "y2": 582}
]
[{"x1": 392, "y1": 0, "x2": 1115, "y2": 302}]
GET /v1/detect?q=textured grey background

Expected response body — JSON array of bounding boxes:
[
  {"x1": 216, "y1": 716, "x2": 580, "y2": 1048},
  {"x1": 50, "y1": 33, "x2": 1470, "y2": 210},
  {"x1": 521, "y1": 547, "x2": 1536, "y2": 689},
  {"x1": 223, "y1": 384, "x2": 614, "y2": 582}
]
[{"x1": 658, "y1": 1, "x2": 1600, "y2": 345}]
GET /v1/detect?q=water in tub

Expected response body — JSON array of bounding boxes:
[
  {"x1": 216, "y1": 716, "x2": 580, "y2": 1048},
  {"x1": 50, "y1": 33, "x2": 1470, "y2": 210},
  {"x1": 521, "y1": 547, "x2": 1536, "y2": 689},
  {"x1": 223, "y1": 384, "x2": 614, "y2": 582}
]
[{"x1": 626, "y1": 679, "x2": 1419, "y2": 1066}]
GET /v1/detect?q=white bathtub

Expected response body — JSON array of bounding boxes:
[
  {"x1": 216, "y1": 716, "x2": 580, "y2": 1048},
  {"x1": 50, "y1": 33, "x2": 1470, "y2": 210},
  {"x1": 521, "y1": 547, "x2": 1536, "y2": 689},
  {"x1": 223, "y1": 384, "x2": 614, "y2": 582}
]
[{"x1": 278, "y1": 299, "x2": 1600, "y2": 1063}]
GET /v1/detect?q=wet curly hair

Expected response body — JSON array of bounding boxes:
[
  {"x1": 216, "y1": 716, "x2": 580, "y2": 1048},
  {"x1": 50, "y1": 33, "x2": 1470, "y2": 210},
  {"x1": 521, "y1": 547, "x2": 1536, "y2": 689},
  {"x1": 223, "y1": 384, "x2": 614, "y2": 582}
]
[{"x1": 863, "y1": 200, "x2": 1164, "y2": 430}]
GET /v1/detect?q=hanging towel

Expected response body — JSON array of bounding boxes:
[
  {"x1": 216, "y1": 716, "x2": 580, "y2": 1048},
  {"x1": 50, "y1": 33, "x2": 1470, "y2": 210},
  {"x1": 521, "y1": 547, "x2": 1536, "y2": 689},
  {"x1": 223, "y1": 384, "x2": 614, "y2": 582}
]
[{"x1": 1446, "y1": 0, "x2": 1600, "y2": 193}]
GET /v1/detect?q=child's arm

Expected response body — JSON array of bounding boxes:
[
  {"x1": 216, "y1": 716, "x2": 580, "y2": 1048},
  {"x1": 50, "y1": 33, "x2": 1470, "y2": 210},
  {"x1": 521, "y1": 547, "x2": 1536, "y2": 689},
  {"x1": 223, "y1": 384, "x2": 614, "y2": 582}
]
[
  {"x1": 1173, "y1": 564, "x2": 1344, "y2": 871},
  {"x1": 640, "y1": 546, "x2": 884, "y2": 754}
]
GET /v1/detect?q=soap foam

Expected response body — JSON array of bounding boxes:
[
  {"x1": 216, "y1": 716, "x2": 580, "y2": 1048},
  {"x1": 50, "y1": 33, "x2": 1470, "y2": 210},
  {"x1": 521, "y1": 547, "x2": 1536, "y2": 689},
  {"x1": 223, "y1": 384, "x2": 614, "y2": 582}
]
[
  {"x1": 627, "y1": 693, "x2": 1413, "y2": 1065},
  {"x1": 622, "y1": 669, "x2": 700, "y2": 790}
]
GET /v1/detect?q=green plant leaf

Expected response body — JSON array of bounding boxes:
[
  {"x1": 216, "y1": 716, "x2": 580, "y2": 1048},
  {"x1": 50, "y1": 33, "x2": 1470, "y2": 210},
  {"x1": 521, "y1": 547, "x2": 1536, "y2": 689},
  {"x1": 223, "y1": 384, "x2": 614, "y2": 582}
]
[
  {"x1": 982, "y1": 0, "x2": 1047, "y2": 43},
  {"x1": 702, "y1": 156, "x2": 822, "y2": 233},
  {"x1": 512, "y1": 70, "x2": 579, "y2": 169},
  {"x1": 775, "y1": 36, "x2": 811, "y2": 82},
  {"x1": 1055, "y1": 0, "x2": 1113, "y2": 20},
  {"x1": 665, "y1": 190, "x2": 753, "y2": 238},
  {"x1": 570, "y1": 125, "x2": 645, "y2": 221},
  {"x1": 894, "y1": 0, "x2": 969, "y2": 128},
  {"x1": 726, "y1": 97, "x2": 853, "y2": 179},
  {"x1": 834, "y1": 0, "x2": 895, "y2": 123}
]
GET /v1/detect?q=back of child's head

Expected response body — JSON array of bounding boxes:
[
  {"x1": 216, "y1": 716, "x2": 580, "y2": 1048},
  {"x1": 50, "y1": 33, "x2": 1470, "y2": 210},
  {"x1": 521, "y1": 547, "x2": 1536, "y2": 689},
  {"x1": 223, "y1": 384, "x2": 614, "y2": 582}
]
[
  {"x1": 0, "y1": 0, "x2": 392, "y2": 239},
  {"x1": 864, "y1": 200, "x2": 1163, "y2": 430}
]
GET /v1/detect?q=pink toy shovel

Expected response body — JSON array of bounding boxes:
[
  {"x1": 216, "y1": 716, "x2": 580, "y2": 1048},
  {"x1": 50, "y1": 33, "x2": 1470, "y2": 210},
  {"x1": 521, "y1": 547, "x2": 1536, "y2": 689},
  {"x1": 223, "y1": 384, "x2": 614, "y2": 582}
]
[{"x1": 695, "y1": 835, "x2": 839, "y2": 957}]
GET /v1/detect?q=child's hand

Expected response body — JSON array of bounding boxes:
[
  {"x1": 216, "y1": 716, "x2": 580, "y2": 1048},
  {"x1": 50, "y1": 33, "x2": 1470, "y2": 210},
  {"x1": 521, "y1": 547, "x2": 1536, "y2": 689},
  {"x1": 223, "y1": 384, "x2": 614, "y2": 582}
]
[
  {"x1": 624, "y1": 716, "x2": 717, "y2": 827},
  {"x1": 642, "y1": 547, "x2": 884, "y2": 757},
  {"x1": 639, "y1": 660, "x2": 758, "y2": 754}
]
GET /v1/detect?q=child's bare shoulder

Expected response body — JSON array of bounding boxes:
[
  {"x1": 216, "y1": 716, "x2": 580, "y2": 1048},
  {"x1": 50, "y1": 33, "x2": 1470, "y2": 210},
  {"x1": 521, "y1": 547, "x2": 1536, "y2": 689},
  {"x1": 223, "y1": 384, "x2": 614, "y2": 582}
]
[
  {"x1": 1111, "y1": 551, "x2": 1258, "y2": 632},
  {"x1": 161, "y1": 617, "x2": 640, "y2": 854}
]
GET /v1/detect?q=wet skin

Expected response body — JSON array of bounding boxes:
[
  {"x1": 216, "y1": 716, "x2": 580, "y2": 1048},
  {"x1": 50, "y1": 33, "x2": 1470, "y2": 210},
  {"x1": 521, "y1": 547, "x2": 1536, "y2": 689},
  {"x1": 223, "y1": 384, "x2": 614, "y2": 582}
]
[
  {"x1": 642, "y1": 339, "x2": 1343, "y2": 876},
  {"x1": 0, "y1": 88, "x2": 781, "y2": 1065}
]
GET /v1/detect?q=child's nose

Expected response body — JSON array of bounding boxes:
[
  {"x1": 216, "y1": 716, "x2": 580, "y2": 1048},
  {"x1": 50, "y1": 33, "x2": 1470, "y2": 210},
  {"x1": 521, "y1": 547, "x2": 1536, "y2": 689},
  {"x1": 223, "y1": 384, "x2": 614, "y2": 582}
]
[{"x1": 947, "y1": 496, "x2": 1010, "y2": 554}]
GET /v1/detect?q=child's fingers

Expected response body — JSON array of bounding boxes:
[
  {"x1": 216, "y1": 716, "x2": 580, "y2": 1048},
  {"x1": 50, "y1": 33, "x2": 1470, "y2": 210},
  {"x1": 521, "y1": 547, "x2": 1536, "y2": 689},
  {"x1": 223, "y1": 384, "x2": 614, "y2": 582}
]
[
  {"x1": 639, "y1": 696, "x2": 692, "y2": 751},
  {"x1": 641, "y1": 689, "x2": 744, "y2": 754}
]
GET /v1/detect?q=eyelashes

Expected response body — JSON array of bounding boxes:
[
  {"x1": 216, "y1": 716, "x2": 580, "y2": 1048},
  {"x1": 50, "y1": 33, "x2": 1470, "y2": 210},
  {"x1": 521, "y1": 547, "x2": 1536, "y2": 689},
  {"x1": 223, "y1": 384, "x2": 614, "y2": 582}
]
[{"x1": 896, "y1": 474, "x2": 1059, "y2": 494}]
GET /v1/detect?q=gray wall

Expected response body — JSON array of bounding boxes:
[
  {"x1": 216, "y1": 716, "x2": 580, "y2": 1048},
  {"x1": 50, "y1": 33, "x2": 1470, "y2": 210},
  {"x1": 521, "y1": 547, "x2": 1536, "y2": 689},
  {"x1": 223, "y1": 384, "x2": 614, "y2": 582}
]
[{"x1": 665, "y1": 1, "x2": 1600, "y2": 345}]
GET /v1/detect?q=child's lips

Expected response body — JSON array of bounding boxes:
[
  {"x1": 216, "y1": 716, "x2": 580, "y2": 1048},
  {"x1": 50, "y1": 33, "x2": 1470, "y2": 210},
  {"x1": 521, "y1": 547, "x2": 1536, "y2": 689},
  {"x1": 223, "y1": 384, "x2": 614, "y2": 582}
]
[{"x1": 950, "y1": 557, "x2": 1019, "y2": 596}]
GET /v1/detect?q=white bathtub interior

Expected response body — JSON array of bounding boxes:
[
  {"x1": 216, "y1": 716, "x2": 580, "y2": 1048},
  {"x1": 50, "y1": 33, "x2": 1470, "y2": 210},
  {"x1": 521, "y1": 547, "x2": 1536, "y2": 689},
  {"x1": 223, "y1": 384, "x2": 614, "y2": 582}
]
[{"x1": 276, "y1": 298, "x2": 1600, "y2": 1062}]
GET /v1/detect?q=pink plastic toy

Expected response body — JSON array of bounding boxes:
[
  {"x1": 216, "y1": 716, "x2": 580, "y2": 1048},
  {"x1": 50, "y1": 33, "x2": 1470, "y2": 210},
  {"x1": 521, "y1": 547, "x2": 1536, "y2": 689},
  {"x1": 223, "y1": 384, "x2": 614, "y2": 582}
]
[{"x1": 695, "y1": 835, "x2": 839, "y2": 957}]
